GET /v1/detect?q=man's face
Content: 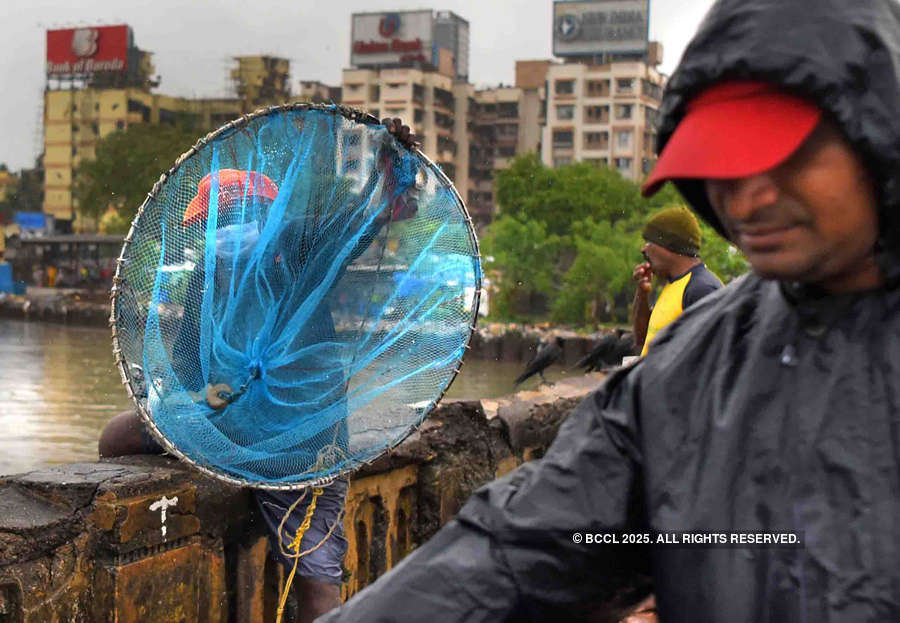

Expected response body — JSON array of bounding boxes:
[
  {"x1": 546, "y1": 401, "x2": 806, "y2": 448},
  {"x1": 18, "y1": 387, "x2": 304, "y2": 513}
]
[
  {"x1": 641, "y1": 241, "x2": 670, "y2": 276},
  {"x1": 704, "y1": 121, "x2": 881, "y2": 292}
]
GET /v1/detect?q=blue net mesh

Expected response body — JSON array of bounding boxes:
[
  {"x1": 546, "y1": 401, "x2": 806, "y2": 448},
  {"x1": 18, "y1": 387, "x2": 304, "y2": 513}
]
[{"x1": 113, "y1": 106, "x2": 481, "y2": 488}]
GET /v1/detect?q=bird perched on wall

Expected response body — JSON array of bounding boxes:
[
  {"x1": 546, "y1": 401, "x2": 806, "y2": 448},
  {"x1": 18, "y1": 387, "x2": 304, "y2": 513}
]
[
  {"x1": 575, "y1": 329, "x2": 636, "y2": 372},
  {"x1": 515, "y1": 336, "x2": 566, "y2": 387}
]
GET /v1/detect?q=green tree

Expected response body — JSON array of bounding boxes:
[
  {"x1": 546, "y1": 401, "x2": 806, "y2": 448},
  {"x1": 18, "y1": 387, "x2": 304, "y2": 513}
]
[
  {"x1": 480, "y1": 215, "x2": 562, "y2": 320},
  {"x1": 75, "y1": 123, "x2": 202, "y2": 221},
  {"x1": 494, "y1": 154, "x2": 681, "y2": 237},
  {"x1": 551, "y1": 217, "x2": 643, "y2": 325},
  {"x1": 483, "y1": 153, "x2": 747, "y2": 326},
  {"x1": 698, "y1": 221, "x2": 749, "y2": 282}
]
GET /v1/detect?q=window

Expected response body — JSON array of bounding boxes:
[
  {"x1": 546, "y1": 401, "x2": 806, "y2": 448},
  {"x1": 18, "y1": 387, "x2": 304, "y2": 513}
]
[
  {"x1": 616, "y1": 130, "x2": 633, "y2": 149},
  {"x1": 555, "y1": 80, "x2": 575, "y2": 95},
  {"x1": 369, "y1": 86, "x2": 380, "y2": 101},
  {"x1": 641, "y1": 79, "x2": 663, "y2": 101},
  {"x1": 552, "y1": 130, "x2": 574, "y2": 148},
  {"x1": 497, "y1": 123, "x2": 518, "y2": 137},
  {"x1": 586, "y1": 158, "x2": 609, "y2": 167},
  {"x1": 642, "y1": 158, "x2": 654, "y2": 174},
  {"x1": 615, "y1": 157, "x2": 632, "y2": 170},
  {"x1": 616, "y1": 78, "x2": 635, "y2": 93},
  {"x1": 556, "y1": 105, "x2": 575, "y2": 120},
  {"x1": 92, "y1": 122, "x2": 99, "y2": 135},
  {"x1": 553, "y1": 156, "x2": 573, "y2": 167},
  {"x1": 585, "y1": 105, "x2": 610, "y2": 122},
  {"x1": 645, "y1": 106, "x2": 659, "y2": 127},
  {"x1": 586, "y1": 79, "x2": 611, "y2": 97},
  {"x1": 498, "y1": 145, "x2": 516, "y2": 158},
  {"x1": 584, "y1": 131, "x2": 609, "y2": 149},
  {"x1": 387, "y1": 82, "x2": 405, "y2": 88},
  {"x1": 116, "y1": 120, "x2": 125, "y2": 130},
  {"x1": 616, "y1": 104, "x2": 633, "y2": 120},
  {"x1": 497, "y1": 102, "x2": 518, "y2": 119},
  {"x1": 414, "y1": 108, "x2": 425, "y2": 123}
]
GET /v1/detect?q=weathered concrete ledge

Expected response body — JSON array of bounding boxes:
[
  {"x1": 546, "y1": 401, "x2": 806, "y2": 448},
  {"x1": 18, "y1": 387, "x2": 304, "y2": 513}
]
[{"x1": 0, "y1": 374, "x2": 606, "y2": 622}]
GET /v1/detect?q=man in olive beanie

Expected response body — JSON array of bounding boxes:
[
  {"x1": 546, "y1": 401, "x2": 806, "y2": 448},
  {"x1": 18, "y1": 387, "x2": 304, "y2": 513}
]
[{"x1": 632, "y1": 206, "x2": 722, "y2": 354}]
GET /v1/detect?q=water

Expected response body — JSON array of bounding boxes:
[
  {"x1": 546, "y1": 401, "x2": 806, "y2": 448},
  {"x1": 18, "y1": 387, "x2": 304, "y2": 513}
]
[{"x1": 0, "y1": 318, "x2": 574, "y2": 475}]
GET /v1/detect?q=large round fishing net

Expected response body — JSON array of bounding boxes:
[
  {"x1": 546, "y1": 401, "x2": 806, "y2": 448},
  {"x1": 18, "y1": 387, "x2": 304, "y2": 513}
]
[{"x1": 111, "y1": 104, "x2": 481, "y2": 489}]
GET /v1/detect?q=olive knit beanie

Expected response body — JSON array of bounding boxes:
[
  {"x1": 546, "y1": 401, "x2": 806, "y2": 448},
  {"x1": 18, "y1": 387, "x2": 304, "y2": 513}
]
[{"x1": 642, "y1": 206, "x2": 702, "y2": 257}]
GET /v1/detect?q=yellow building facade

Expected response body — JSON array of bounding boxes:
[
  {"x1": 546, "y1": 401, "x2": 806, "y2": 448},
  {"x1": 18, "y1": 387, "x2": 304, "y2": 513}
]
[{"x1": 43, "y1": 56, "x2": 292, "y2": 232}]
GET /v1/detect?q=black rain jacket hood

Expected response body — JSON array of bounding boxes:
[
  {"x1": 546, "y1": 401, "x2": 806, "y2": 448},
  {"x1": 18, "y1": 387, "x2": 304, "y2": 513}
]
[
  {"x1": 663, "y1": 0, "x2": 900, "y2": 285},
  {"x1": 320, "y1": 2, "x2": 900, "y2": 622}
]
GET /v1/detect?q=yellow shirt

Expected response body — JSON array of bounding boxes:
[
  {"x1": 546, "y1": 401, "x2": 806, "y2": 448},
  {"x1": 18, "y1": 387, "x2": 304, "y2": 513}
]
[{"x1": 641, "y1": 264, "x2": 722, "y2": 356}]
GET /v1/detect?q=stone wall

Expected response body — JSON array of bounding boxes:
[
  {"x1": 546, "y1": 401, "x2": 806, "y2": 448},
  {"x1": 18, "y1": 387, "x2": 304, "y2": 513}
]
[{"x1": 0, "y1": 375, "x2": 604, "y2": 622}]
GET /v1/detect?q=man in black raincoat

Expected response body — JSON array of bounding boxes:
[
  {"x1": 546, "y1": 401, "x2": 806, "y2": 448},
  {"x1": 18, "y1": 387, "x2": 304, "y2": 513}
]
[{"x1": 319, "y1": 1, "x2": 900, "y2": 621}]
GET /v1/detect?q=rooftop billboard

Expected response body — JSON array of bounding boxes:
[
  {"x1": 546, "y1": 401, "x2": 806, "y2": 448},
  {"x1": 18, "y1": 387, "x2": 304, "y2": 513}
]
[
  {"x1": 553, "y1": 0, "x2": 649, "y2": 57},
  {"x1": 46, "y1": 25, "x2": 131, "y2": 75},
  {"x1": 351, "y1": 11, "x2": 434, "y2": 68}
]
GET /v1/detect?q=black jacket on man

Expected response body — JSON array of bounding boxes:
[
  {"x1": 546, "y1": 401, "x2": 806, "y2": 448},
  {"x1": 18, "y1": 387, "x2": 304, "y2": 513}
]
[{"x1": 320, "y1": 1, "x2": 900, "y2": 621}]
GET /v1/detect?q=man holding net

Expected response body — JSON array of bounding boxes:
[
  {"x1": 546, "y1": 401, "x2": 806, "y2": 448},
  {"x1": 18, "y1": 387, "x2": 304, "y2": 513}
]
[
  {"x1": 102, "y1": 169, "x2": 350, "y2": 621},
  {"x1": 101, "y1": 118, "x2": 421, "y2": 622}
]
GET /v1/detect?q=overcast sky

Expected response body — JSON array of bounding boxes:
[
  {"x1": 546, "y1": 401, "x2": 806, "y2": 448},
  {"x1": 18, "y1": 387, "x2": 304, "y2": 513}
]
[{"x1": 0, "y1": 0, "x2": 716, "y2": 172}]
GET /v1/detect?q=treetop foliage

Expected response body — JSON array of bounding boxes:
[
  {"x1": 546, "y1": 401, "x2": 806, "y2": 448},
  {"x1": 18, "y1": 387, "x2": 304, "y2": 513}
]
[
  {"x1": 75, "y1": 122, "x2": 202, "y2": 224},
  {"x1": 483, "y1": 153, "x2": 748, "y2": 325}
]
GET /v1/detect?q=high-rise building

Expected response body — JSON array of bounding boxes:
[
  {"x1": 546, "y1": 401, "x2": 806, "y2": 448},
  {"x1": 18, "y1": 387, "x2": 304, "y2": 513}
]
[
  {"x1": 543, "y1": 1, "x2": 665, "y2": 178},
  {"x1": 463, "y1": 61, "x2": 550, "y2": 224},
  {"x1": 341, "y1": 66, "x2": 458, "y2": 181},
  {"x1": 41, "y1": 24, "x2": 294, "y2": 231},
  {"x1": 230, "y1": 56, "x2": 291, "y2": 111},
  {"x1": 541, "y1": 60, "x2": 664, "y2": 179}
]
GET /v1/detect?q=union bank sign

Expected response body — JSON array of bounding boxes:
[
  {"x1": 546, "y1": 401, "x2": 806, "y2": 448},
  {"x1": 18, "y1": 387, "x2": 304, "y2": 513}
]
[{"x1": 351, "y1": 10, "x2": 435, "y2": 68}]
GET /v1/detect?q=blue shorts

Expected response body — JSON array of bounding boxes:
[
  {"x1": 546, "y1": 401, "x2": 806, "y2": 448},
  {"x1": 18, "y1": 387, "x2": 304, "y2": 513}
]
[{"x1": 255, "y1": 480, "x2": 349, "y2": 584}]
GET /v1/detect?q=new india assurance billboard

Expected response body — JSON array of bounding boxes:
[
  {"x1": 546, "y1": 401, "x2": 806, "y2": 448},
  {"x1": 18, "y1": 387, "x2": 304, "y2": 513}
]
[{"x1": 553, "y1": 0, "x2": 650, "y2": 57}]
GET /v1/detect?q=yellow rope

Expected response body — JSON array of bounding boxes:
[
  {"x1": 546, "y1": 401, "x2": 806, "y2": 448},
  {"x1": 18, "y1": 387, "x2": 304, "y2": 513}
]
[{"x1": 275, "y1": 486, "x2": 324, "y2": 623}]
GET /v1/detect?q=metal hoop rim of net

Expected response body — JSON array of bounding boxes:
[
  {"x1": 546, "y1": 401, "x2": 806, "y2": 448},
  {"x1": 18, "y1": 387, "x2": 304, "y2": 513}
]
[{"x1": 109, "y1": 102, "x2": 483, "y2": 490}]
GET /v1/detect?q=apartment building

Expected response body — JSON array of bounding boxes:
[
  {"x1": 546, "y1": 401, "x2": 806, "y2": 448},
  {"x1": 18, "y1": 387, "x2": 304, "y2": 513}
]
[
  {"x1": 341, "y1": 67, "x2": 459, "y2": 183},
  {"x1": 457, "y1": 61, "x2": 548, "y2": 224},
  {"x1": 43, "y1": 45, "x2": 294, "y2": 230},
  {"x1": 541, "y1": 60, "x2": 664, "y2": 179},
  {"x1": 230, "y1": 56, "x2": 291, "y2": 111},
  {"x1": 297, "y1": 81, "x2": 342, "y2": 104}
]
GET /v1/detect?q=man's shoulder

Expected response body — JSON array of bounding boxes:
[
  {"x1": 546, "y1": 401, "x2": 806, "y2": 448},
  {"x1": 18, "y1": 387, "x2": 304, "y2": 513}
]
[{"x1": 681, "y1": 263, "x2": 724, "y2": 308}]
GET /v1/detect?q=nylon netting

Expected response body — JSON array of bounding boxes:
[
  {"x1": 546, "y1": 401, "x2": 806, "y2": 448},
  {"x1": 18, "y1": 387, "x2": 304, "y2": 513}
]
[{"x1": 113, "y1": 106, "x2": 481, "y2": 488}]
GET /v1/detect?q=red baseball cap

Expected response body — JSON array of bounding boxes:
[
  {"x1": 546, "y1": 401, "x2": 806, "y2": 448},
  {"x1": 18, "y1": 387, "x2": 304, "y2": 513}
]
[
  {"x1": 642, "y1": 81, "x2": 822, "y2": 197},
  {"x1": 183, "y1": 169, "x2": 279, "y2": 226}
]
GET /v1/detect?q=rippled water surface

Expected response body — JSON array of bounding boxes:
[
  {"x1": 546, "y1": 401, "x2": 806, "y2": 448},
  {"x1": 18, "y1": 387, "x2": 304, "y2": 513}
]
[{"x1": 0, "y1": 318, "x2": 574, "y2": 474}]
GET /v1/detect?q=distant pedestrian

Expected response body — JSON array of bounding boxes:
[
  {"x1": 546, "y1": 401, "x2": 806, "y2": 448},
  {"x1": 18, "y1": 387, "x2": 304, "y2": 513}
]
[{"x1": 631, "y1": 207, "x2": 722, "y2": 355}]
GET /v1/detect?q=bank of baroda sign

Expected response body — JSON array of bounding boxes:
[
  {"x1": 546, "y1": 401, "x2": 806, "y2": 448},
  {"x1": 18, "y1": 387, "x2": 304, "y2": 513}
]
[
  {"x1": 553, "y1": 0, "x2": 649, "y2": 57},
  {"x1": 46, "y1": 25, "x2": 131, "y2": 75}
]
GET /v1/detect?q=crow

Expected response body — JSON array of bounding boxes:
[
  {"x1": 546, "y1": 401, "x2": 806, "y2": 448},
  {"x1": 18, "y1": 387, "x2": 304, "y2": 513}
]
[
  {"x1": 515, "y1": 336, "x2": 565, "y2": 387},
  {"x1": 575, "y1": 329, "x2": 636, "y2": 372}
]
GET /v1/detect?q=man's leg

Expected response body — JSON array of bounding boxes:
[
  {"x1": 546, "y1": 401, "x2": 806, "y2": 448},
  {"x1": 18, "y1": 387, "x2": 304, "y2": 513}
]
[
  {"x1": 98, "y1": 409, "x2": 164, "y2": 457},
  {"x1": 256, "y1": 480, "x2": 349, "y2": 623}
]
